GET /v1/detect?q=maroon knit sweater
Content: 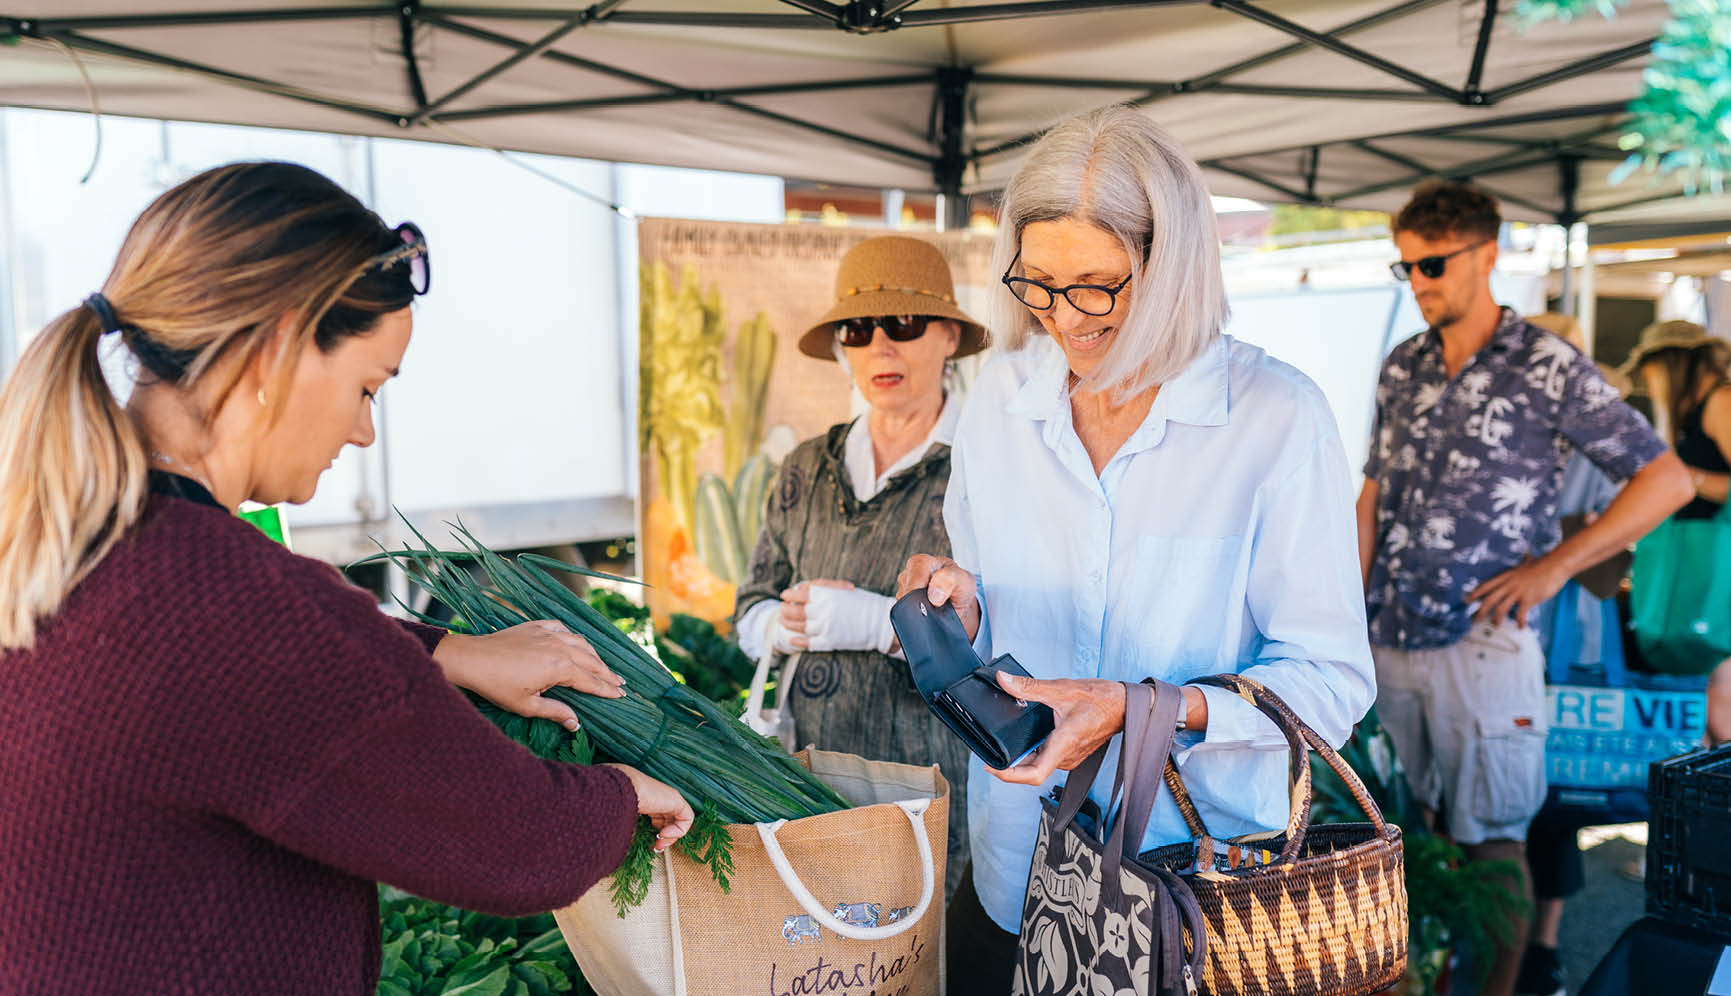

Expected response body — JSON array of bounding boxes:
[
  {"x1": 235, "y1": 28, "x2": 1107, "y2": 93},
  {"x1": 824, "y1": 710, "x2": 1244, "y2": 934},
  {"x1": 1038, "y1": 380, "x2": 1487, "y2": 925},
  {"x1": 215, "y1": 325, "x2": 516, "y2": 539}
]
[{"x1": 0, "y1": 480, "x2": 638, "y2": 994}]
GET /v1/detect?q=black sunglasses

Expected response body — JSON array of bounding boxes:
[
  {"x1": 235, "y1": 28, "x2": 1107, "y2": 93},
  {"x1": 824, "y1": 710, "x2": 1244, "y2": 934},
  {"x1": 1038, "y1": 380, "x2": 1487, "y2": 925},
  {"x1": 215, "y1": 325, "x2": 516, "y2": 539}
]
[
  {"x1": 1389, "y1": 238, "x2": 1489, "y2": 282},
  {"x1": 834, "y1": 315, "x2": 933, "y2": 348},
  {"x1": 370, "y1": 221, "x2": 430, "y2": 295}
]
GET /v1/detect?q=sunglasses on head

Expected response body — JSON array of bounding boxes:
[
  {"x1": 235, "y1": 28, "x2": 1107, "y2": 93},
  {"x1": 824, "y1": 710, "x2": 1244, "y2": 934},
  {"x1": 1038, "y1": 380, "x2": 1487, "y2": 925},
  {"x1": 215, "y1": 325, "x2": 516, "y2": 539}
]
[
  {"x1": 834, "y1": 315, "x2": 933, "y2": 348},
  {"x1": 370, "y1": 221, "x2": 430, "y2": 295},
  {"x1": 1389, "y1": 238, "x2": 1490, "y2": 282}
]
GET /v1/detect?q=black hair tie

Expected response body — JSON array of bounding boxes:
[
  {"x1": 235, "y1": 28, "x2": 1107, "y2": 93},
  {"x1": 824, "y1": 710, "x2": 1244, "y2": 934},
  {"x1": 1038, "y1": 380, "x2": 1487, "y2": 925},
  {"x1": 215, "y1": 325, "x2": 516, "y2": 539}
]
[{"x1": 82, "y1": 293, "x2": 122, "y2": 335}]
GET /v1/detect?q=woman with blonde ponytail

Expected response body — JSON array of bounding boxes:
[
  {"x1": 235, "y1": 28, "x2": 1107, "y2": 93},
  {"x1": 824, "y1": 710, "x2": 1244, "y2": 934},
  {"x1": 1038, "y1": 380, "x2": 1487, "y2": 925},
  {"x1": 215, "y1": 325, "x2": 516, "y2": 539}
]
[{"x1": 0, "y1": 162, "x2": 690, "y2": 994}]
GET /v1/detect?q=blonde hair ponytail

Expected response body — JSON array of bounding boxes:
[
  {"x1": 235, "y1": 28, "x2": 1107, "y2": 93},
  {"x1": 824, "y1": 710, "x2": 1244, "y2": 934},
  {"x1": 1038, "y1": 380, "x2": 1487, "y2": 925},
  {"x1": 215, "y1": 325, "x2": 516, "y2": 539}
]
[
  {"x1": 0, "y1": 160, "x2": 417, "y2": 650},
  {"x1": 0, "y1": 301, "x2": 150, "y2": 648}
]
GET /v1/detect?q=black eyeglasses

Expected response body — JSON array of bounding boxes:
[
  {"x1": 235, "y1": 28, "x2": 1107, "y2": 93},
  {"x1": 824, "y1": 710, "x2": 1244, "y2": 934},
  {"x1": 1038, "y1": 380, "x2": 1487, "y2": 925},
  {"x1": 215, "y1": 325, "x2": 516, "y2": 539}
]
[
  {"x1": 1001, "y1": 250, "x2": 1131, "y2": 317},
  {"x1": 1389, "y1": 238, "x2": 1489, "y2": 282},
  {"x1": 370, "y1": 221, "x2": 430, "y2": 295},
  {"x1": 834, "y1": 315, "x2": 933, "y2": 348}
]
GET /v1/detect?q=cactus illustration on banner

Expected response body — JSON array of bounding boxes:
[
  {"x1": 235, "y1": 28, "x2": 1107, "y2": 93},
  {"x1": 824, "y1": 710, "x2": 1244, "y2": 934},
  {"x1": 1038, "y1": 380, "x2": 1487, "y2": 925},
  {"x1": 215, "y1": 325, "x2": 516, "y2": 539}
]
[
  {"x1": 732, "y1": 453, "x2": 775, "y2": 558},
  {"x1": 640, "y1": 256, "x2": 789, "y2": 623},
  {"x1": 639, "y1": 261, "x2": 725, "y2": 537},
  {"x1": 693, "y1": 454, "x2": 778, "y2": 585},
  {"x1": 725, "y1": 313, "x2": 777, "y2": 483}
]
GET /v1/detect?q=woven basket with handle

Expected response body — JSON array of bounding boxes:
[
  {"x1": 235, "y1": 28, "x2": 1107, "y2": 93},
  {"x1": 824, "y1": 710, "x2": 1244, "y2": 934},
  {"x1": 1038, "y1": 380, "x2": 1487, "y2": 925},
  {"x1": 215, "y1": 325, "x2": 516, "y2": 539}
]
[{"x1": 1139, "y1": 674, "x2": 1408, "y2": 996}]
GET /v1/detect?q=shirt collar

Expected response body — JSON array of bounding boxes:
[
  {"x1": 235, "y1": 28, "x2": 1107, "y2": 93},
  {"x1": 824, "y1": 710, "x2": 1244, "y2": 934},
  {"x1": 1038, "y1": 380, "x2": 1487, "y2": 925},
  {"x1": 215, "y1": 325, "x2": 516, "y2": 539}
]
[
  {"x1": 1005, "y1": 334, "x2": 1230, "y2": 431},
  {"x1": 1417, "y1": 306, "x2": 1524, "y2": 360},
  {"x1": 842, "y1": 391, "x2": 959, "y2": 501},
  {"x1": 147, "y1": 469, "x2": 222, "y2": 510}
]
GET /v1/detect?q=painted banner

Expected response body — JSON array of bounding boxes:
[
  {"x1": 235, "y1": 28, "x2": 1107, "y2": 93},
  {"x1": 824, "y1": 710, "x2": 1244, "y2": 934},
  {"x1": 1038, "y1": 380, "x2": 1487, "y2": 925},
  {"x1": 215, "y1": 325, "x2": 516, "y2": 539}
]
[{"x1": 636, "y1": 219, "x2": 996, "y2": 631}]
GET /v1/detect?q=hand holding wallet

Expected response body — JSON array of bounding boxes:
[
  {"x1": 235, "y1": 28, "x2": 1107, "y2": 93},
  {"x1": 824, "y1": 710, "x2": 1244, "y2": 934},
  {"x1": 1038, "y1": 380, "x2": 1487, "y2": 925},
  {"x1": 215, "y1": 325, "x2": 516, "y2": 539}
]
[{"x1": 889, "y1": 588, "x2": 1054, "y2": 769}]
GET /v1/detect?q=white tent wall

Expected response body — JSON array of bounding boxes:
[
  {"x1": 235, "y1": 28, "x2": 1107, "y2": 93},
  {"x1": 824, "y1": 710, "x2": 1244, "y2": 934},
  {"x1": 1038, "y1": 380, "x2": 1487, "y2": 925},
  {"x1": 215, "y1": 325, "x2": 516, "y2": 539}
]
[{"x1": 0, "y1": 105, "x2": 783, "y2": 564}]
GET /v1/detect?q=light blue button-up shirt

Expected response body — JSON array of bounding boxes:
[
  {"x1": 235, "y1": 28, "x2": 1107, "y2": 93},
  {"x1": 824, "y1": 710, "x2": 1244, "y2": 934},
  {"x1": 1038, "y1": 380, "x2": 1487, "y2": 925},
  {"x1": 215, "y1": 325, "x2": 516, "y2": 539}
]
[{"x1": 946, "y1": 335, "x2": 1375, "y2": 931}]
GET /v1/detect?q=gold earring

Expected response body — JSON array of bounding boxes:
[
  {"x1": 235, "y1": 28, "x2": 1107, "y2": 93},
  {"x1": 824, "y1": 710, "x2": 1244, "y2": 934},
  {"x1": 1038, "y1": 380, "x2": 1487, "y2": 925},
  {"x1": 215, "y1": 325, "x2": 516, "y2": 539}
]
[{"x1": 257, "y1": 388, "x2": 268, "y2": 407}]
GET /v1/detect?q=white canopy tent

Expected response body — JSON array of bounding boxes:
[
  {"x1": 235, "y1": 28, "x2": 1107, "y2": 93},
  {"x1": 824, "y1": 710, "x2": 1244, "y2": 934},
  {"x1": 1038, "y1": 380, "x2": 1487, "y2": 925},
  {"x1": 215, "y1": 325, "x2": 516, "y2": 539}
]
[{"x1": 4, "y1": 0, "x2": 1727, "y2": 230}]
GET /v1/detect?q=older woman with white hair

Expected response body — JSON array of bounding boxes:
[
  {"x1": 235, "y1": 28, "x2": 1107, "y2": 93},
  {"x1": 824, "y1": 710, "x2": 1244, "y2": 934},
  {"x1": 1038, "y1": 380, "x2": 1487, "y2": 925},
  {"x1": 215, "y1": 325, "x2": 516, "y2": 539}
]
[{"x1": 899, "y1": 105, "x2": 1375, "y2": 989}]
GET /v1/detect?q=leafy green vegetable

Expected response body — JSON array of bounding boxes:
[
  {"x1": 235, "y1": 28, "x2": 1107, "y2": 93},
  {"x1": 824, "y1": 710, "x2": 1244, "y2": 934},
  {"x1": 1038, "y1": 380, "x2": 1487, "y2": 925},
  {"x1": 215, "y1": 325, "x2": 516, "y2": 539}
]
[{"x1": 375, "y1": 889, "x2": 581, "y2": 996}]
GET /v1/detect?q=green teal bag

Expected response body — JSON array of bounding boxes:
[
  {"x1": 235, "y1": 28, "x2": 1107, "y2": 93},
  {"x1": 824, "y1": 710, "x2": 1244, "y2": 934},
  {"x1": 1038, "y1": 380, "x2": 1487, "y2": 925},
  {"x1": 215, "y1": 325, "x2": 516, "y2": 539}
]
[{"x1": 1629, "y1": 509, "x2": 1731, "y2": 675}]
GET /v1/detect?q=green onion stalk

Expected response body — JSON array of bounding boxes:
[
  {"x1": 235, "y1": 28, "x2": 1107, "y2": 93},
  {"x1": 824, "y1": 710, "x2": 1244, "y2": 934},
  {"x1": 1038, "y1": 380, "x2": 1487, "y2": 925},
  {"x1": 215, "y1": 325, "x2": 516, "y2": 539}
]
[{"x1": 356, "y1": 520, "x2": 850, "y2": 914}]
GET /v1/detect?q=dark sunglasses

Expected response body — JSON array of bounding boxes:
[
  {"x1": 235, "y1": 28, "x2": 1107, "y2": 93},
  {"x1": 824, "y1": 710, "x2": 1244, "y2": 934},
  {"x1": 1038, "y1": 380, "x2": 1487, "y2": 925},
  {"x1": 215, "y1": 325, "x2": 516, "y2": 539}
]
[
  {"x1": 370, "y1": 221, "x2": 430, "y2": 295},
  {"x1": 834, "y1": 315, "x2": 933, "y2": 348},
  {"x1": 1389, "y1": 238, "x2": 1489, "y2": 282}
]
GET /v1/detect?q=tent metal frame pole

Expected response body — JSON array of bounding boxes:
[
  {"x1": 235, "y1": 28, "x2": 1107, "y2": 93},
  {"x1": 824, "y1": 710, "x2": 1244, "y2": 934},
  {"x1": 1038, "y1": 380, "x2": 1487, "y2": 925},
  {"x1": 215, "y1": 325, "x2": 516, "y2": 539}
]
[
  {"x1": 1353, "y1": 139, "x2": 1432, "y2": 176},
  {"x1": 899, "y1": 0, "x2": 1204, "y2": 26},
  {"x1": 1352, "y1": 139, "x2": 1556, "y2": 217},
  {"x1": 408, "y1": 2, "x2": 627, "y2": 125},
  {"x1": 1331, "y1": 124, "x2": 1610, "y2": 200},
  {"x1": 933, "y1": 66, "x2": 973, "y2": 229},
  {"x1": 398, "y1": 1, "x2": 429, "y2": 111},
  {"x1": 972, "y1": 0, "x2": 1458, "y2": 160},
  {"x1": 1171, "y1": 0, "x2": 1448, "y2": 94},
  {"x1": 423, "y1": 0, "x2": 1203, "y2": 29},
  {"x1": 1219, "y1": 101, "x2": 1627, "y2": 167},
  {"x1": 778, "y1": 0, "x2": 843, "y2": 18},
  {"x1": 18, "y1": 6, "x2": 393, "y2": 31},
  {"x1": 36, "y1": 27, "x2": 403, "y2": 125},
  {"x1": 1557, "y1": 154, "x2": 1581, "y2": 314},
  {"x1": 1463, "y1": 0, "x2": 1497, "y2": 103},
  {"x1": 419, "y1": 13, "x2": 674, "y2": 89},
  {"x1": 438, "y1": 74, "x2": 937, "y2": 121},
  {"x1": 1209, "y1": 0, "x2": 1462, "y2": 102},
  {"x1": 1478, "y1": 184, "x2": 1557, "y2": 219},
  {"x1": 1583, "y1": 191, "x2": 1696, "y2": 219},
  {"x1": 972, "y1": 73, "x2": 1439, "y2": 102},
  {"x1": 421, "y1": 12, "x2": 935, "y2": 163},
  {"x1": 725, "y1": 101, "x2": 934, "y2": 164},
  {"x1": 1484, "y1": 38, "x2": 1656, "y2": 103},
  {"x1": 1208, "y1": 162, "x2": 1315, "y2": 203}
]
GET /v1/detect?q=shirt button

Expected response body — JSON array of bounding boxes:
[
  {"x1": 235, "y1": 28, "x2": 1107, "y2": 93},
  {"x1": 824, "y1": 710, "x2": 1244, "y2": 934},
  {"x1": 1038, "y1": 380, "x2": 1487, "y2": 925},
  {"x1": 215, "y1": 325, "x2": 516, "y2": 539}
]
[{"x1": 1090, "y1": 570, "x2": 1103, "y2": 584}]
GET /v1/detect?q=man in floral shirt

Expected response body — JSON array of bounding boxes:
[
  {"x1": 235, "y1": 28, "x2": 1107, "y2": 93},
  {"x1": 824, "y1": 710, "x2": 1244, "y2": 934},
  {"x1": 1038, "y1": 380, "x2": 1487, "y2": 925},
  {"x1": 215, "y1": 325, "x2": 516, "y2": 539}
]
[{"x1": 1356, "y1": 180, "x2": 1691, "y2": 996}]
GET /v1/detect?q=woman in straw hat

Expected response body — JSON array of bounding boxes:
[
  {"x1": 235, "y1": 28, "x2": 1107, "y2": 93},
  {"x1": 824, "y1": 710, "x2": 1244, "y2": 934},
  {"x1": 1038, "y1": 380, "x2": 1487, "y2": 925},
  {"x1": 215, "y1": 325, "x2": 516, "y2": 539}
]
[
  {"x1": 898, "y1": 105, "x2": 1373, "y2": 990},
  {"x1": 1622, "y1": 318, "x2": 1731, "y2": 742},
  {"x1": 733, "y1": 234, "x2": 987, "y2": 900}
]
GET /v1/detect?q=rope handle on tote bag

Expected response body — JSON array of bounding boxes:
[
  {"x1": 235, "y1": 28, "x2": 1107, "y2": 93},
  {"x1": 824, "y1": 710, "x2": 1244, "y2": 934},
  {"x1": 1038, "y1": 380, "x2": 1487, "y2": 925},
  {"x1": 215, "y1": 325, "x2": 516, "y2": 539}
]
[
  {"x1": 1161, "y1": 673, "x2": 1390, "y2": 869},
  {"x1": 743, "y1": 650, "x2": 798, "y2": 741},
  {"x1": 755, "y1": 798, "x2": 936, "y2": 942}
]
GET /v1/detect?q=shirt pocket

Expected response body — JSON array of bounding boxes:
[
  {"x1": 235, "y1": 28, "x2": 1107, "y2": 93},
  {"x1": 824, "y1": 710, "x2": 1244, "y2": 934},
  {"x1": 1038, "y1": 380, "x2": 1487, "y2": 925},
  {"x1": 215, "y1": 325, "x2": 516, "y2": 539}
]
[{"x1": 1126, "y1": 534, "x2": 1244, "y2": 673}]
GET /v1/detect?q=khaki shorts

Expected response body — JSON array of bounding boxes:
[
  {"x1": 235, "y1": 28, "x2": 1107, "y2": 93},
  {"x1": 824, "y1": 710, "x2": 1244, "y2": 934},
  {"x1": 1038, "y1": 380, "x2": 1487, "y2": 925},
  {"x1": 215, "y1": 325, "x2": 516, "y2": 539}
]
[{"x1": 1372, "y1": 621, "x2": 1549, "y2": 845}]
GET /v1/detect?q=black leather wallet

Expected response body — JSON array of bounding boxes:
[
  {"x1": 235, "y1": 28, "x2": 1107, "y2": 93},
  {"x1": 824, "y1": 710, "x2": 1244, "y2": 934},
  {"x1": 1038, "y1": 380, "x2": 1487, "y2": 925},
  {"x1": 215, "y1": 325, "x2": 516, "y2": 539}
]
[{"x1": 890, "y1": 589, "x2": 1054, "y2": 769}]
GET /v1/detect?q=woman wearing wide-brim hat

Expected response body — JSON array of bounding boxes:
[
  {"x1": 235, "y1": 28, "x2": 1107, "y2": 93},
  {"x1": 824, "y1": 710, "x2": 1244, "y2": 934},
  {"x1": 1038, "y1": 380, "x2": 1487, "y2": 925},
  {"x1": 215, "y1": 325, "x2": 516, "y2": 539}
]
[{"x1": 734, "y1": 234, "x2": 986, "y2": 901}]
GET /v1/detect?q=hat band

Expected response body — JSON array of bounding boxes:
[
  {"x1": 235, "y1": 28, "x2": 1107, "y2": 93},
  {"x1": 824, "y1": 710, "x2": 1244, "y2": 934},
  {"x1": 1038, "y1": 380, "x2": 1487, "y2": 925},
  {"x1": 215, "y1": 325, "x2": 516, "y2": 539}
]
[{"x1": 841, "y1": 284, "x2": 957, "y2": 307}]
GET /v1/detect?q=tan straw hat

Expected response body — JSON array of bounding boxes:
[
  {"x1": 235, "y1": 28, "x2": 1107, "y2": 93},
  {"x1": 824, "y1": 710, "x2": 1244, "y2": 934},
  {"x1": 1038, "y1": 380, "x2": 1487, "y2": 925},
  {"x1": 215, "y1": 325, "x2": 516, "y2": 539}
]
[
  {"x1": 1617, "y1": 319, "x2": 1731, "y2": 379},
  {"x1": 799, "y1": 235, "x2": 988, "y2": 361}
]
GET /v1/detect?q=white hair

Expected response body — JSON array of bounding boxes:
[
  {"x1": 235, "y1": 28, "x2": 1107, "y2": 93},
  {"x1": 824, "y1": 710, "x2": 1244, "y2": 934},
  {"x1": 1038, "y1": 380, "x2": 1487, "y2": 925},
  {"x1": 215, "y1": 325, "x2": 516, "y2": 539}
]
[{"x1": 990, "y1": 105, "x2": 1230, "y2": 398}]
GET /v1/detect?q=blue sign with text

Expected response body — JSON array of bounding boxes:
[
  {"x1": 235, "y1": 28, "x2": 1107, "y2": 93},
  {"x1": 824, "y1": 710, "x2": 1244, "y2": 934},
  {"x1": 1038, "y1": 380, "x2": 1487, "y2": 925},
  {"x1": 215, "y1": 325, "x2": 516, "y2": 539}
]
[{"x1": 1546, "y1": 684, "x2": 1705, "y2": 790}]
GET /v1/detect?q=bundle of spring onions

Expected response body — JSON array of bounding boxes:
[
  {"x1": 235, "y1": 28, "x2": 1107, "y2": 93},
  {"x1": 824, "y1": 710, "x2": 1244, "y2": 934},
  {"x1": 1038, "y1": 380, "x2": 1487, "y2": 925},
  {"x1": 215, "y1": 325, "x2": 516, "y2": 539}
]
[{"x1": 357, "y1": 520, "x2": 850, "y2": 914}]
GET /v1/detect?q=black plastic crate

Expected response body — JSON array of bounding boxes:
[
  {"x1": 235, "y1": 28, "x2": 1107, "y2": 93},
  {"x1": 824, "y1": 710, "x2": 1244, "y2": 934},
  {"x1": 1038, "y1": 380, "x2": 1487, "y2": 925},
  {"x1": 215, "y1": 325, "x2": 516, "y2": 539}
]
[{"x1": 1646, "y1": 743, "x2": 1731, "y2": 938}]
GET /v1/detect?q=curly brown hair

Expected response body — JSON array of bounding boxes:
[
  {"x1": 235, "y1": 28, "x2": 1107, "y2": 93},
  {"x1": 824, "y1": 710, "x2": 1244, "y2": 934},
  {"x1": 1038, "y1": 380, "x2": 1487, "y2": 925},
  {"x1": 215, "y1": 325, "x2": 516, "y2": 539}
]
[{"x1": 1391, "y1": 179, "x2": 1501, "y2": 243}]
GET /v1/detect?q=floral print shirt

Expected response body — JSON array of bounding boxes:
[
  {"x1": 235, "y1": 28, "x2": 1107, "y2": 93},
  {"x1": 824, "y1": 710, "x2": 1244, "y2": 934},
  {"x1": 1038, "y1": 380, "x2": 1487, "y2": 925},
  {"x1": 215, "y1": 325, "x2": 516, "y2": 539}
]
[{"x1": 1364, "y1": 307, "x2": 1667, "y2": 650}]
